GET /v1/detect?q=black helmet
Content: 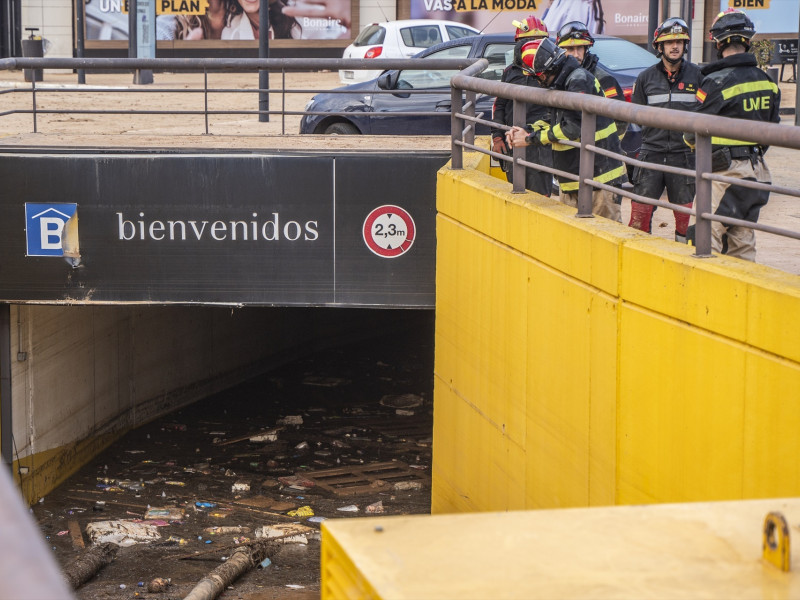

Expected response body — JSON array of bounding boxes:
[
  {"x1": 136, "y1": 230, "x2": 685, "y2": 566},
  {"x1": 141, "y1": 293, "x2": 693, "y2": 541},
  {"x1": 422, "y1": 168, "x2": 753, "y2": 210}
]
[
  {"x1": 709, "y1": 9, "x2": 755, "y2": 50},
  {"x1": 531, "y1": 37, "x2": 568, "y2": 78},
  {"x1": 556, "y1": 21, "x2": 594, "y2": 48}
]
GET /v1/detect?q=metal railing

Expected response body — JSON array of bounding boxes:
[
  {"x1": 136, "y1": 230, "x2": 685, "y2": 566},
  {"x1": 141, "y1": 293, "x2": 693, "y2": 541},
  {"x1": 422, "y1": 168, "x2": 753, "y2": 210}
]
[
  {"x1": 2, "y1": 56, "x2": 799, "y2": 258},
  {"x1": 0, "y1": 56, "x2": 478, "y2": 135},
  {"x1": 450, "y1": 58, "x2": 800, "y2": 258}
]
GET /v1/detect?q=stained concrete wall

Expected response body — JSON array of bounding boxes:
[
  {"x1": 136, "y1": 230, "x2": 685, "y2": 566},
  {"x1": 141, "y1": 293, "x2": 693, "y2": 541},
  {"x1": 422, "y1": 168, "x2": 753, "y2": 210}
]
[
  {"x1": 432, "y1": 153, "x2": 800, "y2": 513},
  {"x1": 5, "y1": 303, "x2": 405, "y2": 502}
]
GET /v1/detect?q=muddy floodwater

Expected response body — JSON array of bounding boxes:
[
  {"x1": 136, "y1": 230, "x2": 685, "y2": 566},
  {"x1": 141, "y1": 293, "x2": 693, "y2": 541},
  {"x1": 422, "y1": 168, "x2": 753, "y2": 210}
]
[{"x1": 33, "y1": 310, "x2": 435, "y2": 599}]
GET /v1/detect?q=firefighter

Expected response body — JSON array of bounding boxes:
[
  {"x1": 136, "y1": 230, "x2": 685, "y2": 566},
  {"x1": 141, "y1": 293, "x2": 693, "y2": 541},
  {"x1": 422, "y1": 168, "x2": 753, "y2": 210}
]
[
  {"x1": 628, "y1": 17, "x2": 703, "y2": 242},
  {"x1": 505, "y1": 37, "x2": 627, "y2": 220},
  {"x1": 684, "y1": 9, "x2": 780, "y2": 261},
  {"x1": 490, "y1": 16, "x2": 553, "y2": 197},
  {"x1": 556, "y1": 21, "x2": 625, "y2": 109},
  {"x1": 556, "y1": 20, "x2": 627, "y2": 211}
]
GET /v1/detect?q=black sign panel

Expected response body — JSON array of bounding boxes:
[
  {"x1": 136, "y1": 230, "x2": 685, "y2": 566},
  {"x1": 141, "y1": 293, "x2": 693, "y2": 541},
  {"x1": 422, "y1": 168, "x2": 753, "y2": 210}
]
[{"x1": 0, "y1": 151, "x2": 448, "y2": 307}]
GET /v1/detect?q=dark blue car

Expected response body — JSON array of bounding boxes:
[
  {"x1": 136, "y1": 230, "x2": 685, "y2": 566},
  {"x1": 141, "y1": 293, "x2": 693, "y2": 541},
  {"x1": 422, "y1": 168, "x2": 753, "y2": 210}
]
[{"x1": 299, "y1": 33, "x2": 657, "y2": 145}]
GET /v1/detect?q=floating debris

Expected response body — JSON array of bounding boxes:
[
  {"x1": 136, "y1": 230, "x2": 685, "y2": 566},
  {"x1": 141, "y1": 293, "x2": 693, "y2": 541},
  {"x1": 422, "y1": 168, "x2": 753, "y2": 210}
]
[
  {"x1": 85, "y1": 520, "x2": 161, "y2": 547},
  {"x1": 380, "y1": 394, "x2": 423, "y2": 409},
  {"x1": 232, "y1": 481, "x2": 251, "y2": 493},
  {"x1": 144, "y1": 507, "x2": 185, "y2": 521}
]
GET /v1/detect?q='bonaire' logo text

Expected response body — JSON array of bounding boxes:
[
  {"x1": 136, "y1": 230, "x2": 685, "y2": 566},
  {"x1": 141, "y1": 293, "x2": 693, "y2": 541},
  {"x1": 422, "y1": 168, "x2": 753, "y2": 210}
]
[{"x1": 117, "y1": 212, "x2": 319, "y2": 242}]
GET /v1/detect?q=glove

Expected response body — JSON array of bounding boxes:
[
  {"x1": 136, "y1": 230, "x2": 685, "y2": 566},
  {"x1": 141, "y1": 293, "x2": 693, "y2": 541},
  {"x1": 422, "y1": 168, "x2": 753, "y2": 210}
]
[
  {"x1": 491, "y1": 136, "x2": 508, "y2": 155},
  {"x1": 526, "y1": 129, "x2": 550, "y2": 147},
  {"x1": 531, "y1": 119, "x2": 551, "y2": 132}
]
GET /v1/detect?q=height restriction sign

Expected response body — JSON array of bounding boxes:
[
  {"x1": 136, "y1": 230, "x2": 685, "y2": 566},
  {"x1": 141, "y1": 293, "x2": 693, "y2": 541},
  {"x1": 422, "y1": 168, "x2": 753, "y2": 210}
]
[{"x1": 362, "y1": 205, "x2": 416, "y2": 258}]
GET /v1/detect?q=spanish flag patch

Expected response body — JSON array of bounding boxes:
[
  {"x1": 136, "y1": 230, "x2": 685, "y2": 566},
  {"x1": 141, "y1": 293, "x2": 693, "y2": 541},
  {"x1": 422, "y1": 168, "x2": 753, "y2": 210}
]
[
  {"x1": 696, "y1": 89, "x2": 707, "y2": 103},
  {"x1": 604, "y1": 87, "x2": 618, "y2": 98}
]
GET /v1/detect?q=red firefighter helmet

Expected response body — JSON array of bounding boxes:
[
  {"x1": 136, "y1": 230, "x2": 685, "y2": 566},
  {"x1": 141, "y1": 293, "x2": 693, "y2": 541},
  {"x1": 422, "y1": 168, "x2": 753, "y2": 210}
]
[
  {"x1": 520, "y1": 37, "x2": 566, "y2": 79},
  {"x1": 512, "y1": 16, "x2": 548, "y2": 41}
]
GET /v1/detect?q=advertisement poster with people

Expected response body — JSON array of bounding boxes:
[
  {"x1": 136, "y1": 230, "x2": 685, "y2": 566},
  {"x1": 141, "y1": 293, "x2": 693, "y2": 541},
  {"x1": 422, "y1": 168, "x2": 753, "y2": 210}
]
[
  {"x1": 411, "y1": 0, "x2": 800, "y2": 37},
  {"x1": 85, "y1": 0, "x2": 352, "y2": 41},
  {"x1": 83, "y1": 0, "x2": 800, "y2": 44},
  {"x1": 409, "y1": 0, "x2": 651, "y2": 36}
]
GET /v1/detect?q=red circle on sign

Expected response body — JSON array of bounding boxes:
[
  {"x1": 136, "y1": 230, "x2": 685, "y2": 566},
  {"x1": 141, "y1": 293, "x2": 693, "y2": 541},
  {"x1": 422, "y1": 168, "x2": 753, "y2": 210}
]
[{"x1": 362, "y1": 205, "x2": 416, "y2": 258}]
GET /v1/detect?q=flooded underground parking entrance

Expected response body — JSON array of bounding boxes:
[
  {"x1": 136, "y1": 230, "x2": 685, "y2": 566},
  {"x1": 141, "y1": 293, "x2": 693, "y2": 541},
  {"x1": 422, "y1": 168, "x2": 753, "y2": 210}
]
[{"x1": 22, "y1": 307, "x2": 435, "y2": 600}]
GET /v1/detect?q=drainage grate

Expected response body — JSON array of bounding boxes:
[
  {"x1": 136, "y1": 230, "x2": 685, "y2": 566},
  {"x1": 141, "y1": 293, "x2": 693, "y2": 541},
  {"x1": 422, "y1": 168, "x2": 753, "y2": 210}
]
[{"x1": 300, "y1": 461, "x2": 429, "y2": 497}]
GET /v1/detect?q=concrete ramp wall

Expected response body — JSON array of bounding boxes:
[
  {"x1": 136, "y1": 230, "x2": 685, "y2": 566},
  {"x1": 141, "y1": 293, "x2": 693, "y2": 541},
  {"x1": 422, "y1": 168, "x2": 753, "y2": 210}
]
[
  {"x1": 432, "y1": 153, "x2": 800, "y2": 513},
  {"x1": 4, "y1": 304, "x2": 404, "y2": 503}
]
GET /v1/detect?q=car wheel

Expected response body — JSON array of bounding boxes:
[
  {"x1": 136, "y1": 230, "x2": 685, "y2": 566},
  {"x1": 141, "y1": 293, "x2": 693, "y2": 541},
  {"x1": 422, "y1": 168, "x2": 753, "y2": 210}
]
[{"x1": 324, "y1": 122, "x2": 359, "y2": 135}]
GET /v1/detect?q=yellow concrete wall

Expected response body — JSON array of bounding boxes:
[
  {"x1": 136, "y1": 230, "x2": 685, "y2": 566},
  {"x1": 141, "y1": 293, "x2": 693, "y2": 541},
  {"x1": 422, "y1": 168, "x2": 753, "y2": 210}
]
[{"x1": 433, "y1": 153, "x2": 800, "y2": 514}]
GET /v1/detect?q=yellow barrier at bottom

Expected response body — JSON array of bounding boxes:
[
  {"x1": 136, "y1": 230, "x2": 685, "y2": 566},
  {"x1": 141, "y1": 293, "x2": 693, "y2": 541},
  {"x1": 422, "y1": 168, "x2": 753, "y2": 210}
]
[{"x1": 321, "y1": 497, "x2": 800, "y2": 600}]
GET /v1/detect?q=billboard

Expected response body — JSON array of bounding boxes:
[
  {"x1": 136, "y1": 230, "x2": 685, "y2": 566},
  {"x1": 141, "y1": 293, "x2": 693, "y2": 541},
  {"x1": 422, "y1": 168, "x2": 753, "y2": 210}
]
[
  {"x1": 721, "y1": 0, "x2": 800, "y2": 35},
  {"x1": 0, "y1": 152, "x2": 445, "y2": 307},
  {"x1": 410, "y1": 0, "x2": 652, "y2": 37},
  {"x1": 85, "y1": 0, "x2": 352, "y2": 41}
]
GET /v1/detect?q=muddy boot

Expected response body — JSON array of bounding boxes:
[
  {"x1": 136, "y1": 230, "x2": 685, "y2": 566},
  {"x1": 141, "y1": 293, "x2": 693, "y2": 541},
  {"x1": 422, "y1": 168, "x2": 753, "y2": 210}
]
[
  {"x1": 628, "y1": 201, "x2": 655, "y2": 233},
  {"x1": 674, "y1": 202, "x2": 692, "y2": 243}
]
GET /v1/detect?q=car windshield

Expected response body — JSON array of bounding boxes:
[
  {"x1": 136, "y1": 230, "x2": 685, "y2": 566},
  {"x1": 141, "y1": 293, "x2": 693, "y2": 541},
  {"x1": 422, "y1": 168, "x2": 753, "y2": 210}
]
[
  {"x1": 446, "y1": 25, "x2": 478, "y2": 40},
  {"x1": 401, "y1": 26, "x2": 443, "y2": 48},
  {"x1": 591, "y1": 38, "x2": 659, "y2": 71},
  {"x1": 354, "y1": 25, "x2": 386, "y2": 46},
  {"x1": 397, "y1": 44, "x2": 471, "y2": 89},
  {"x1": 481, "y1": 43, "x2": 515, "y2": 80}
]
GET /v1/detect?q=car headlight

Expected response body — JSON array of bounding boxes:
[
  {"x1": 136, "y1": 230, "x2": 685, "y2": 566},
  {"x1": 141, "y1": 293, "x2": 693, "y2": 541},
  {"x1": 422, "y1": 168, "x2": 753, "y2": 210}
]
[{"x1": 304, "y1": 99, "x2": 315, "y2": 112}]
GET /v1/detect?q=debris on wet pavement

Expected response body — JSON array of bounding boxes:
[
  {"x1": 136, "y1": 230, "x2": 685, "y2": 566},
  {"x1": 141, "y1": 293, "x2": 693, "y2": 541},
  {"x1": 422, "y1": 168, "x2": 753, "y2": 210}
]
[{"x1": 31, "y1": 313, "x2": 435, "y2": 599}]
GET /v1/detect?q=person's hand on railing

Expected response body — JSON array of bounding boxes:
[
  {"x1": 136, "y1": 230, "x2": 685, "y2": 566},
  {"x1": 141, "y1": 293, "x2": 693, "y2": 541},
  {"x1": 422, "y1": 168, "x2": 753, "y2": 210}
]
[
  {"x1": 282, "y1": 0, "x2": 351, "y2": 29},
  {"x1": 506, "y1": 125, "x2": 531, "y2": 149},
  {"x1": 491, "y1": 136, "x2": 508, "y2": 155}
]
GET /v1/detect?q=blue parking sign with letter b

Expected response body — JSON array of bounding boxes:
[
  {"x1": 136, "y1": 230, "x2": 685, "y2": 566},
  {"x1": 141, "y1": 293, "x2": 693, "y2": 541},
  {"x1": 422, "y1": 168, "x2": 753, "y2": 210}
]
[{"x1": 25, "y1": 203, "x2": 78, "y2": 257}]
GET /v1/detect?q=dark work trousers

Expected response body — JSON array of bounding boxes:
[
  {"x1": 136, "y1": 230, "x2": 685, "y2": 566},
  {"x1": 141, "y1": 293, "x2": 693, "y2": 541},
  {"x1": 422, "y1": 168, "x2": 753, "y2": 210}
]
[
  {"x1": 506, "y1": 144, "x2": 553, "y2": 197},
  {"x1": 629, "y1": 150, "x2": 695, "y2": 239}
]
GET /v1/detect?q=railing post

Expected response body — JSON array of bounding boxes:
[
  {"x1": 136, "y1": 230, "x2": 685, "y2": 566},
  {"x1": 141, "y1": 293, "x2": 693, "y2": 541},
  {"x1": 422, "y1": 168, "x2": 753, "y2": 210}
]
[
  {"x1": 577, "y1": 111, "x2": 596, "y2": 217},
  {"x1": 31, "y1": 78, "x2": 37, "y2": 133},
  {"x1": 694, "y1": 134, "x2": 713, "y2": 257},
  {"x1": 203, "y1": 68, "x2": 209, "y2": 135},
  {"x1": 451, "y1": 86, "x2": 463, "y2": 169},
  {"x1": 511, "y1": 99, "x2": 526, "y2": 194},
  {"x1": 464, "y1": 90, "x2": 476, "y2": 146},
  {"x1": 281, "y1": 68, "x2": 286, "y2": 135}
]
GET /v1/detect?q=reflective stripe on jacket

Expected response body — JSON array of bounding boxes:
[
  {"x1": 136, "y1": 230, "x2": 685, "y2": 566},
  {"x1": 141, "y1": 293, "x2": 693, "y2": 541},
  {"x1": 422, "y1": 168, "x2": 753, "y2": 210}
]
[
  {"x1": 631, "y1": 58, "x2": 703, "y2": 153},
  {"x1": 491, "y1": 64, "x2": 550, "y2": 140},
  {"x1": 545, "y1": 56, "x2": 627, "y2": 192},
  {"x1": 690, "y1": 53, "x2": 780, "y2": 151},
  {"x1": 583, "y1": 51, "x2": 628, "y2": 139}
]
